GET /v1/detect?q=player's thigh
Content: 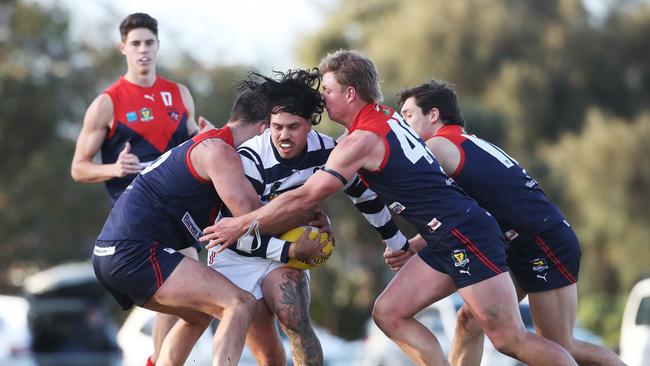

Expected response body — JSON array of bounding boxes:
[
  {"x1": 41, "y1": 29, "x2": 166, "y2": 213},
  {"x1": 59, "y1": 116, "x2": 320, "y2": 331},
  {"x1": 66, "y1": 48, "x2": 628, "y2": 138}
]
[
  {"x1": 178, "y1": 245, "x2": 199, "y2": 260},
  {"x1": 151, "y1": 257, "x2": 252, "y2": 315},
  {"x1": 262, "y1": 266, "x2": 311, "y2": 316},
  {"x1": 458, "y1": 272, "x2": 525, "y2": 335},
  {"x1": 375, "y1": 254, "x2": 456, "y2": 318},
  {"x1": 527, "y1": 283, "x2": 578, "y2": 344},
  {"x1": 145, "y1": 302, "x2": 213, "y2": 327}
]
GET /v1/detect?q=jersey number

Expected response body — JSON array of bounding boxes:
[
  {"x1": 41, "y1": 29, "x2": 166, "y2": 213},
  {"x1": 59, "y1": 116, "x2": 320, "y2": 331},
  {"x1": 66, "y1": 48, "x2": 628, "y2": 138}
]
[
  {"x1": 161, "y1": 91, "x2": 173, "y2": 106},
  {"x1": 141, "y1": 149, "x2": 173, "y2": 175},
  {"x1": 388, "y1": 118, "x2": 434, "y2": 165}
]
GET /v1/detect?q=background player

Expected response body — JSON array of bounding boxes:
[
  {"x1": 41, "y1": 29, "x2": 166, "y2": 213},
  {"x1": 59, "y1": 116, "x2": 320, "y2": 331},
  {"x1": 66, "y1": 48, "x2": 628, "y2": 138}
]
[
  {"x1": 392, "y1": 79, "x2": 624, "y2": 365},
  {"x1": 69, "y1": 13, "x2": 208, "y2": 365},
  {"x1": 208, "y1": 68, "x2": 409, "y2": 365},
  {"x1": 201, "y1": 50, "x2": 578, "y2": 366}
]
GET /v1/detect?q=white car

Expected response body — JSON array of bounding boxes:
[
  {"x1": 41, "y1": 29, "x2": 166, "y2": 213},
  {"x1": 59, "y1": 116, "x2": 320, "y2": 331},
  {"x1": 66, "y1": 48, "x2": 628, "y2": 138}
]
[
  {"x1": 620, "y1": 277, "x2": 650, "y2": 366},
  {"x1": 0, "y1": 295, "x2": 37, "y2": 366},
  {"x1": 361, "y1": 293, "x2": 603, "y2": 366},
  {"x1": 118, "y1": 307, "x2": 362, "y2": 366}
]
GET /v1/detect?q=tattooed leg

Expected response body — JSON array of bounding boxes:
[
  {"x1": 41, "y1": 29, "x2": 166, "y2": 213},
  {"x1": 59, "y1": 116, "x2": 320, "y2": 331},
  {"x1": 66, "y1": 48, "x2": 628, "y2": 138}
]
[{"x1": 262, "y1": 267, "x2": 323, "y2": 366}]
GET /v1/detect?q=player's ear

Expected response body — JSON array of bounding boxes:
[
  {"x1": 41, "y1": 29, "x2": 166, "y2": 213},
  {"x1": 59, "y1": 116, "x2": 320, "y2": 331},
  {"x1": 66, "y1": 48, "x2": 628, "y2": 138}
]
[
  {"x1": 345, "y1": 86, "x2": 356, "y2": 103},
  {"x1": 429, "y1": 108, "x2": 440, "y2": 124},
  {"x1": 119, "y1": 42, "x2": 126, "y2": 55}
]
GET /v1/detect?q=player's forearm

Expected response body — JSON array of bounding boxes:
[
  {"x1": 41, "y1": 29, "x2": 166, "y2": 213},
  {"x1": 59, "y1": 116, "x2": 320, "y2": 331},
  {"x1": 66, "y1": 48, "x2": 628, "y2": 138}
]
[
  {"x1": 246, "y1": 190, "x2": 318, "y2": 236},
  {"x1": 71, "y1": 161, "x2": 116, "y2": 183}
]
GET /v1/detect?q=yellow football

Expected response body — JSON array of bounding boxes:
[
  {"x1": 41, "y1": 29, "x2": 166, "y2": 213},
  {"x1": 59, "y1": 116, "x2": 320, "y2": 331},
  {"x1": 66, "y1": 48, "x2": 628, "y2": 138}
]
[{"x1": 281, "y1": 226, "x2": 334, "y2": 270}]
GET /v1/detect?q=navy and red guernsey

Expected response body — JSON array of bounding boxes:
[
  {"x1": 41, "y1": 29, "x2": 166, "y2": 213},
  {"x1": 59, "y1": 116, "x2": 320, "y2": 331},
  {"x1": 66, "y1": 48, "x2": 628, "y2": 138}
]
[
  {"x1": 435, "y1": 125, "x2": 564, "y2": 245},
  {"x1": 350, "y1": 103, "x2": 486, "y2": 245},
  {"x1": 97, "y1": 127, "x2": 232, "y2": 249},
  {"x1": 101, "y1": 76, "x2": 191, "y2": 203}
]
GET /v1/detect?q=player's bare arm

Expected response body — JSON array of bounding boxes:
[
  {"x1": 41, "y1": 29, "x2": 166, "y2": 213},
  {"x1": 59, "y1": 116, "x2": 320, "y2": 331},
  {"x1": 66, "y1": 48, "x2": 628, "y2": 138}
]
[
  {"x1": 425, "y1": 136, "x2": 461, "y2": 175},
  {"x1": 178, "y1": 83, "x2": 200, "y2": 135},
  {"x1": 200, "y1": 129, "x2": 384, "y2": 247},
  {"x1": 190, "y1": 138, "x2": 261, "y2": 216},
  {"x1": 71, "y1": 94, "x2": 142, "y2": 182}
]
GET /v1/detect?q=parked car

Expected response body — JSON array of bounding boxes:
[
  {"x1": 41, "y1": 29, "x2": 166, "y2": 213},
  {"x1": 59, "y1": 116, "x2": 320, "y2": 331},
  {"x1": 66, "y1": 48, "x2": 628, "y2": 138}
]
[
  {"x1": 23, "y1": 262, "x2": 122, "y2": 366},
  {"x1": 361, "y1": 293, "x2": 603, "y2": 366},
  {"x1": 620, "y1": 277, "x2": 650, "y2": 366},
  {"x1": 0, "y1": 295, "x2": 37, "y2": 366},
  {"x1": 118, "y1": 307, "x2": 363, "y2": 366}
]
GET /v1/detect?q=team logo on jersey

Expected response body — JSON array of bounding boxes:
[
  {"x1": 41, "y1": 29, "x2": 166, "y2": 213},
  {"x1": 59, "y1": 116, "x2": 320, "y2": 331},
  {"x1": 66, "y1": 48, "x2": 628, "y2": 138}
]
[
  {"x1": 167, "y1": 108, "x2": 180, "y2": 121},
  {"x1": 505, "y1": 229, "x2": 519, "y2": 242},
  {"x1": 139, "y1": 108, "x2": 154, "y2": 121},
  {"x1": 388, "y1": 201, "x2": 406, "y2": 214},
  {"x1": 427, "y1": 218, "x2": 442, "y2": 233},
  {"x1": 452, "y1": 249, "x2": 469, "y2": 267},
  {"x1": 530, "y1": 257, "x2": 548, "y2": 272},
  {"x1": 126, "y1": 111, "x2": 138, "y2": 122}
]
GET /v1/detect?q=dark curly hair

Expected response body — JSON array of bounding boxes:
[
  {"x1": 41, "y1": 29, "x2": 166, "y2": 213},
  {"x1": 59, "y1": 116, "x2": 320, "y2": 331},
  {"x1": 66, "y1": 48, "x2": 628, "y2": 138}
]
[{"x1": 239, "y1": 68, "x2": 324, "y2": 125}]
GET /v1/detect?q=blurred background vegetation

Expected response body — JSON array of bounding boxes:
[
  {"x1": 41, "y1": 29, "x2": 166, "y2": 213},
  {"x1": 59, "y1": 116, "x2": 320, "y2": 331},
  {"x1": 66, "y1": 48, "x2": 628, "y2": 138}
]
[{"x1": 1, "y1": 0, "x2": 649, "y2": 349}]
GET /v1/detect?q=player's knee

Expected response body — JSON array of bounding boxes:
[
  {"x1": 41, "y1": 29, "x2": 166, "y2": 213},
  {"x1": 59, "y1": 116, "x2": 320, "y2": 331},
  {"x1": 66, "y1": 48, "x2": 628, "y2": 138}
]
[
  {"x1": 456, "y1": 306, "x2": 482, "y2": 338},
  {"x1": 372, "y1": 297, "x2": 399, "y2": 335},
  {"x1": 178, "y1": 311, "x2": 212, "y2": 329},
  {"x1": 222, "y1": 289, "x2": 256, "y2": 315},
  {"x1": 276, "y1": 305, "x2": 309, "y2": 332}
]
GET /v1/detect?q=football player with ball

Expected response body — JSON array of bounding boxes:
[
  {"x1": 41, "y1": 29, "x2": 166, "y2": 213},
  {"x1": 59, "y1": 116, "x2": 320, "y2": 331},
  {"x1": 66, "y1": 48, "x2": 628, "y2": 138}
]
[{"x1": 205, "y1": 68, "x2": 410, "y2": 366}]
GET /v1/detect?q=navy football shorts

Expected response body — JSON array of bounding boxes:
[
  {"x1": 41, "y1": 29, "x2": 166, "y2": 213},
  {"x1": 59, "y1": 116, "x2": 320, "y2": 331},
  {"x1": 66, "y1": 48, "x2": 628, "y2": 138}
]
[
  {"x1": 418, "y1": 212, "x2": 509, "y2": 289},
  {"x1": 507, "y1": 220, "x2": 581, "y2": 293},
  {"x1": 92, "y1": 240, "x2": 185, "y2": 310}
]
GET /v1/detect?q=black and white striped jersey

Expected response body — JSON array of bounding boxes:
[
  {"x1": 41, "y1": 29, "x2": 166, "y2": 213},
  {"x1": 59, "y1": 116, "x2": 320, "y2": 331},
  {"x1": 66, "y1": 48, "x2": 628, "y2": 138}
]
[{"x1": 227, "y1": 128, "x2": 407, "y2": 261}]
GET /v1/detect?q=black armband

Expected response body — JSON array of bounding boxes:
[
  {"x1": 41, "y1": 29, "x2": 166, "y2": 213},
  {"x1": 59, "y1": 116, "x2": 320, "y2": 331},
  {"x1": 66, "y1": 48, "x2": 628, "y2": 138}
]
[{"x1": 321, "y1": 167, "x2": 348, "y2": 186}]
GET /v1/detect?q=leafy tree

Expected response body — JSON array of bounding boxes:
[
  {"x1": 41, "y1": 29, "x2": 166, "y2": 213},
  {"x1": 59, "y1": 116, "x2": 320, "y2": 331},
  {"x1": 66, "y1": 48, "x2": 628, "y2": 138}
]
[{"x1": 541, "y1": 109, "x2": 650, "y2": 345}]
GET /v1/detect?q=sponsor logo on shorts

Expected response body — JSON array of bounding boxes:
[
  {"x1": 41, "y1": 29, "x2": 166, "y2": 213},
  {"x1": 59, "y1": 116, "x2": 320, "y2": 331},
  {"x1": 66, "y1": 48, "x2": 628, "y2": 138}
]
[
  {"x1": 208, "y1": 250, "x2": 216, "y2": 266},
  {"x1": 389, "y1": 202, "x2": 406, "y2": 214},
  {"x1": 93, "y1": 246, "x2": 115, "y2": 256},
  {"x1": 452, "y1": 249, "x2": 469, "y2": 267},
  {"x1": 530, "y1": 257, "x2": 548, "y2": 272},
  {"x1": 459, "y1": 267, "x2": 471, "y2": 276},
  {"x1": 163, "y1": 247, "x2": 176, "y2": 254},
  {"x1": 505, "y1": 229, "x2": 519, "y2": 242},
  {"x1": 181, "y1": 212, "x2": 202, "y2": 241},
  {"x1": 427, "y1": 218, "x2": 442, "y2": 233}
]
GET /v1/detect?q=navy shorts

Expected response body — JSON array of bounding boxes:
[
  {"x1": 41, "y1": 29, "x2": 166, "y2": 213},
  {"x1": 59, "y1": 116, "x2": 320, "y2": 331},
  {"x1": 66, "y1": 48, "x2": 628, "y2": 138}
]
[
  {"x1": 418, "y1": 213, "x2": 509, "y2": 289},
  {"x1": 92, "y1": 240, "x2": 185, "y2": 310},
  {"x1": 507, "y1": 220, "x2": 581, "y2": 293}
]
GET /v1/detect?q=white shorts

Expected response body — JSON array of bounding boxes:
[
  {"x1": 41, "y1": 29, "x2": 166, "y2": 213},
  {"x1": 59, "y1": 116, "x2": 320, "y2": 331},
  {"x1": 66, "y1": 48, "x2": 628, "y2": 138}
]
[{"x1": 207, "y1": 247, "x2": 310, "y2": 299}]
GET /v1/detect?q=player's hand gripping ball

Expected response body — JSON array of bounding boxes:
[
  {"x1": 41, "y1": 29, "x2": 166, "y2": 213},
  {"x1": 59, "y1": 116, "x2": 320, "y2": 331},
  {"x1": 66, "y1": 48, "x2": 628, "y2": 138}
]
[{"x1": 282, "y1": 226, "x2": 334, "y2": 270}]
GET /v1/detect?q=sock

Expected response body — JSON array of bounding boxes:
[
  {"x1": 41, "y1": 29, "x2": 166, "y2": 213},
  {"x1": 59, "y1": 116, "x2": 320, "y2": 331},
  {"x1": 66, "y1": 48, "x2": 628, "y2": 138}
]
[{"x1": 146, "y1": 355, "x2": 155, "y2": 366}]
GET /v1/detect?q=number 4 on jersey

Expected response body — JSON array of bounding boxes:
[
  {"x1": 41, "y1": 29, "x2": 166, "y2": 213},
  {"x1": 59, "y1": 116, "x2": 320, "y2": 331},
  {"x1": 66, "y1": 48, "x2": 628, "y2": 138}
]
[{"x1": 388, "y1": 118, "x2": 434, "y2": 165}]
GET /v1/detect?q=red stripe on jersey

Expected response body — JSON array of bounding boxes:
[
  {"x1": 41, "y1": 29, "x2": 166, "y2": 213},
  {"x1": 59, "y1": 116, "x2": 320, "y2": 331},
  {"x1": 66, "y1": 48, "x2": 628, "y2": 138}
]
[
  {"x1": 350, "y1": 104, "x2": 395, "y2": 173},
  {"x1": 452, "y1": 228, "x2": 503, "y2": 275},
  {"x1": 534, "y1": 236, "x2": 577, "y2": 283},
  {"x1": 184, "y1": 127, "x2": 235, "y2": 184},
  {"x1": 435, "y1": 125, "x2": 467, "y2": 178}
]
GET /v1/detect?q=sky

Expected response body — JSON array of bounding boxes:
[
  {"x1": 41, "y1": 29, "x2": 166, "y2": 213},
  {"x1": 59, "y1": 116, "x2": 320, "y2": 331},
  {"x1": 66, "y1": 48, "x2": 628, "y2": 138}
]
[
  {"x1": 32, "y1": 0, "x2": 614, "y2": 72},
  {"x1": 33, "y1": 0, "x2": 332, "y2": 71}
]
